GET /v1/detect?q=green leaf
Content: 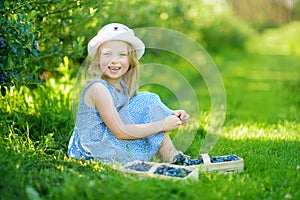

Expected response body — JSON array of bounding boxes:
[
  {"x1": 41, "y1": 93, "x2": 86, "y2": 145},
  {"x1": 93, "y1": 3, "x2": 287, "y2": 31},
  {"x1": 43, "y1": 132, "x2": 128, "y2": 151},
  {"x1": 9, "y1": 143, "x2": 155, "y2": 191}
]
[
  {"x1": 17, "y1": 13, "x2": 24, "y2": 20},
  {"x1": 4, "y1": 1, "x2": 9, "y2": 8},
  {"x1": 31, "y1": 49, "x2": 39, "y2": 59},
  {"x1": 25, "y1": 186, "x2": 41, "y2": 200},
  {"x1": 8, "y1": 56, "x2": 14, "y2": 68},
  {"x1": 50, "y1": 45, "x2": 58, "y2": 53}
]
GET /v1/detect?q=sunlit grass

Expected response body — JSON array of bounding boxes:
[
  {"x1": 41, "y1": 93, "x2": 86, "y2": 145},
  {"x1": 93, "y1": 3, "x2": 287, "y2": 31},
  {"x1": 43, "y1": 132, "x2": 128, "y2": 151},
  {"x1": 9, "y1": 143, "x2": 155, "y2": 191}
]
[{"x1": 222, "y1": 121, "x2": 300, "y2": 141}]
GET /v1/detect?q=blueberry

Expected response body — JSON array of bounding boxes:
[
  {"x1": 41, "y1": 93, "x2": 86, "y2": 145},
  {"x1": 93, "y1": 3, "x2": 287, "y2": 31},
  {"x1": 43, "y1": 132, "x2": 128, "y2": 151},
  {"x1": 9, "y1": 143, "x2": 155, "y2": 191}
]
[
  {"x1": 154, "y1": 165, "x2": 191, "y2": 178},
  {"x1": 210, "y1": 157, "x2": 216, "y2": 163},
  {"x1": 172, "y1": 153, "x2": 188, "y2": 165},
  {"x1": 231, "y1": 155, "x2": 239, "y2": 161},
  {"x1": 172, "y1": 153, "x2": 205, "y2": 166},
  {"x1": 33, "y1": 41, "x2": 39, "y2": 48},
  {"x1": 209, "y1": 155, "x2": 240, "y2": 163},
  {"x1": 125, "y1": 161, "x2": 152, "y2": 172}
]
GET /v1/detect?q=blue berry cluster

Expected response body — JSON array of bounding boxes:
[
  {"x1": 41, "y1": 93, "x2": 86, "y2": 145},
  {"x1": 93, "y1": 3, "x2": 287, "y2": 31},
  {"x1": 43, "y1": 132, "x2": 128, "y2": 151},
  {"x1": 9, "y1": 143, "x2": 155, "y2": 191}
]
[
  {"x1": 210, "y1": 155, "x2": 239, "y2": 163},
  {"x1": 172, "y1": 153, "x2": 204, "y2": 166},
  {"x1": 172, "y1": 153, "x2": 240, "y2": 166},
  {"x1": 154, "y1": 165, "x2": 191, "y2": 178},
  {"x1": 125, "y1": 161, "x2": 153, "y2": 172}
]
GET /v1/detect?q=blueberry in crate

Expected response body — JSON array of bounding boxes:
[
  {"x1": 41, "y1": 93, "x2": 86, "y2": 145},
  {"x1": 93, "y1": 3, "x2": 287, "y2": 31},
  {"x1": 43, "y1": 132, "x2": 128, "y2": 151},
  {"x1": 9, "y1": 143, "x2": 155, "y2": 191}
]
[
  {"x1": 172, "y1": 153, "x2": 204, "y2": 166},
  {"x1": 210, "y1": 155, "x2": 239, "y2": 163},
  {"x1": 154, "y1": 165, "x2": 192, "y2": 178},
  {"x1": 125, "y1": 161, "x2": 153, "y2": 172}
]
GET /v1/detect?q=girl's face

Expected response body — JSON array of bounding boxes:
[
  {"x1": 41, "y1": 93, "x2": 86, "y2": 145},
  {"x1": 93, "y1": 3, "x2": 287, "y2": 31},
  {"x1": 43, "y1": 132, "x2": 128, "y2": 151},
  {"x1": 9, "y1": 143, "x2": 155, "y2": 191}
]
[{"x1": 99, "y1": 41, "x2": 130, "y2": 81}]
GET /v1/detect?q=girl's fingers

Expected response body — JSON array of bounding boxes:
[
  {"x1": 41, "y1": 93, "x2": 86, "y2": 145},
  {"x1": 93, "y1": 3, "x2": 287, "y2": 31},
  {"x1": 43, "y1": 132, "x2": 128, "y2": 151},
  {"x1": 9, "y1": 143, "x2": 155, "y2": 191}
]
[
  {"x1": 172, "y1": 110, "x2": 190, "y2": 125},
  {"x1": 172, "y1": 110, "x2": 181, "y2": 117}
]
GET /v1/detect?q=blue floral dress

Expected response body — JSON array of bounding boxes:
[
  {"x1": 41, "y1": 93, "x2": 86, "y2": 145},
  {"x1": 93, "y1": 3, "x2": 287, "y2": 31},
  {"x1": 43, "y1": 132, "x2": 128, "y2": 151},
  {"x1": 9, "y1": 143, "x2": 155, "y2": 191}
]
[{"x1": 67, "y1": 79, "x2": 172, "y2": 164}]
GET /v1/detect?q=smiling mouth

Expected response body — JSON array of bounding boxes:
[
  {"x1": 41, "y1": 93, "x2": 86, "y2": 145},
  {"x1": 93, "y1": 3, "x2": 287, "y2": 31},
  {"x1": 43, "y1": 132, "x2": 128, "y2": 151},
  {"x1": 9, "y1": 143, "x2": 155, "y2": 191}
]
[
  {"x1": 108, "y1": 66, "x2": 121, "y2": 74},
  {"x1": 108, "y1": 66, "x2": 121, "y2": 70}
]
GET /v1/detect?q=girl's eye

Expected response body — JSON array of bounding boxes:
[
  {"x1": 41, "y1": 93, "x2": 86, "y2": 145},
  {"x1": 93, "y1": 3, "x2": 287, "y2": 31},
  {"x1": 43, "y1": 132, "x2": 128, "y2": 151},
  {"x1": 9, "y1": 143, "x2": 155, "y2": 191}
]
[
  {"x1": 102, "y1": 52, "x2": 111, "y2": 56},
  {"x1": 120, "y1": 53, "x2": 127, "y2": 57}
]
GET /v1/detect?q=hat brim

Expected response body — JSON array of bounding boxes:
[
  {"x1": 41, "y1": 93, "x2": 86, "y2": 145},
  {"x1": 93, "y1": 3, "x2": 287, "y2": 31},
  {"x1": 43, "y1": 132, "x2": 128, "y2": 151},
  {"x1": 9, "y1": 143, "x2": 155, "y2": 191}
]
[{"x1": 88, "y1": 31, "x2": 145, "y2": 60}]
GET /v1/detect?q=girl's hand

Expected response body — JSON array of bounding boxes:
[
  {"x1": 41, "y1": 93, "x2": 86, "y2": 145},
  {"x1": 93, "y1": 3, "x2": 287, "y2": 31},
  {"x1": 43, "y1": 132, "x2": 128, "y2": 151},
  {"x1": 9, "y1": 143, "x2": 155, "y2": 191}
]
[
  {"x1": 172, "y1": 110, "x2": 190, "y2": 125},
  {"x1": 161, "y1": 115, "x2": 182, "y2": 132}
]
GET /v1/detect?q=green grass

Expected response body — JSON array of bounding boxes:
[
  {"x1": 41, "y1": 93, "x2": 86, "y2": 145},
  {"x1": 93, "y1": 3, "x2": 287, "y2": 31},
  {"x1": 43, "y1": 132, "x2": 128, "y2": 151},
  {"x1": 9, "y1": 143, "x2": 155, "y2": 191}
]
[
  {"x1": 1, "y1": 36, "x2": 300, "y2": 199},
  {"x1": 218, "y1": 53, "x2": 300, "y2": 123},
  {"x1": 1, "y1": 120, "x2": 299, "y2": 200}
]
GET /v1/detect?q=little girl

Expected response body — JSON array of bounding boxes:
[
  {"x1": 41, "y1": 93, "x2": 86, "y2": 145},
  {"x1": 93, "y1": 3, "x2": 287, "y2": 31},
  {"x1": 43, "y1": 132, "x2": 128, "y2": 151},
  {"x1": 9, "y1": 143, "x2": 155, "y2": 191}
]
[{"x1": 67, "y1": 23, "x2": 189, "y2": 164}]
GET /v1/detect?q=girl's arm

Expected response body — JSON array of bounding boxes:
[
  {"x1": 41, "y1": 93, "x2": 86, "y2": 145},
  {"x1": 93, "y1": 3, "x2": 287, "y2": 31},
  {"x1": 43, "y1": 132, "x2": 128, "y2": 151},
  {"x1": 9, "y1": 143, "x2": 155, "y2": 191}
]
[{"x1": 87, "y1": 82, "x2": 182, "y2": 140}]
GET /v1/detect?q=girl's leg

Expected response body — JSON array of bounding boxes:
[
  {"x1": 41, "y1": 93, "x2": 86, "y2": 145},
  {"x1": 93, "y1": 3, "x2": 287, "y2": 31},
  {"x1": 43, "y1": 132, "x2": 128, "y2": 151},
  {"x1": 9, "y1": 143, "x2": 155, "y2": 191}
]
[
  {"x1": 158, "y1": 133, "x2": 182, "y2": 162},
  {"x1": 119, "y1": 92, "x2": 177, "y2": 162}
]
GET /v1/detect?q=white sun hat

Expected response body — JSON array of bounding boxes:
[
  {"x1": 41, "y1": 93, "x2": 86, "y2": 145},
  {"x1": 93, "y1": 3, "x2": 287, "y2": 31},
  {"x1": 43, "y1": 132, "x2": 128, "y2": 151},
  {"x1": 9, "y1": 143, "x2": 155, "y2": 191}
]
[{"x1": 87, "y1": 23, "x2": 145, "y2": 60}]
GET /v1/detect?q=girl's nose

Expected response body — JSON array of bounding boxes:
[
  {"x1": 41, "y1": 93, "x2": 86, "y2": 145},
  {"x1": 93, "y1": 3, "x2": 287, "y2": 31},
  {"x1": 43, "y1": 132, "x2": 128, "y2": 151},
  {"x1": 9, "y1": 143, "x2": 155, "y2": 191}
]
[
  {"x1": 111, "y1": 60, "x2": 118, "y2": 65},
  {"x1": 111, "y1": 56, "x2": 120, "y2": 64}
]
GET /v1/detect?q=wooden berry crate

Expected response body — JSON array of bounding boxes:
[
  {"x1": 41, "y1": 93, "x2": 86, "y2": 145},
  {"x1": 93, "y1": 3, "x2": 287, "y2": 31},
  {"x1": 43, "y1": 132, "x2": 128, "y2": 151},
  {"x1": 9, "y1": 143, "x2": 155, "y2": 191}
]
[
  {"x1": 115, "y1": 154, "x2": 243, "y2": 180},
  {"x1": 185, "y1": 153, "x2": 244, "y2": 173},
  {"x1": 117, "y1": 161, "x2": 199, "y2": 181}
]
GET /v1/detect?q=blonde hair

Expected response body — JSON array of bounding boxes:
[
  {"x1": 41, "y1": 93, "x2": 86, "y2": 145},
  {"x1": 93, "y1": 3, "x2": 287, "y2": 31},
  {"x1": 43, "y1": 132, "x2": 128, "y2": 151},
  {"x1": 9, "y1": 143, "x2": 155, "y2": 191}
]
[{"x1": 87, "y1": 42, "x2": 139, "y2": 99}]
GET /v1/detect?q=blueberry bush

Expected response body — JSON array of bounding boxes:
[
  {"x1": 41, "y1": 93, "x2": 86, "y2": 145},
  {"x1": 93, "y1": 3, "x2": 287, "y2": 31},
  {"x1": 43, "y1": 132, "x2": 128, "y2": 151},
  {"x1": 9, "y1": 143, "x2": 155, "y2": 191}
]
[
  {"x1": 0, "y1": 0, "x2": 107, "y2": 96},
  {"x1": 0, "y1": 11, "x2": 43, "y2": 96}
]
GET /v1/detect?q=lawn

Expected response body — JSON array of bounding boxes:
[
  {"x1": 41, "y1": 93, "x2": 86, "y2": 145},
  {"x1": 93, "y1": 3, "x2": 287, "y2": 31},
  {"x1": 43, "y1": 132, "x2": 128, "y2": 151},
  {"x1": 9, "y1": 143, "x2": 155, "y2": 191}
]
[{"x1": 1, "y1": 46, "x2": 299, "y2": 199}]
